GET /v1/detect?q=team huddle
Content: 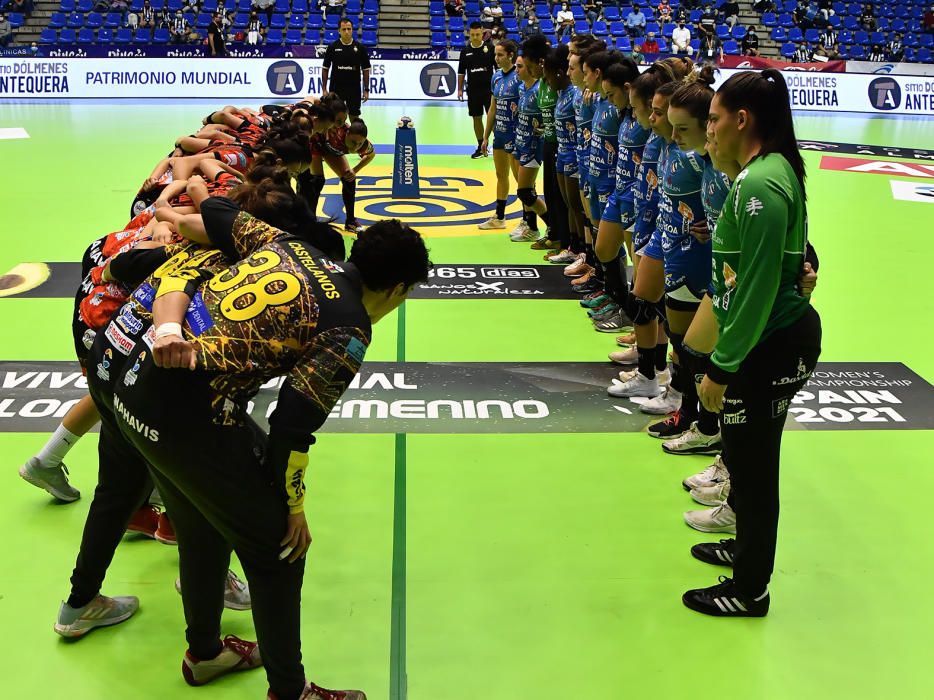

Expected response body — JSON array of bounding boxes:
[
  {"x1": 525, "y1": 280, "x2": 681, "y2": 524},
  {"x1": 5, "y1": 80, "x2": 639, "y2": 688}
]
[
  {"x1": 470, "y1": 32, "x2": 824, "y2": 617},
  {"x1": 19, "y1": 97, "x2": 430, "y2": 700}
]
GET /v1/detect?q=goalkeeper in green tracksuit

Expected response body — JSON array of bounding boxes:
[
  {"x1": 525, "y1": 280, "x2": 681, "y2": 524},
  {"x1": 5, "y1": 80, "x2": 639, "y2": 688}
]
[{"x1": 681, "y1": 69, "x2": 823, "y2": 618}]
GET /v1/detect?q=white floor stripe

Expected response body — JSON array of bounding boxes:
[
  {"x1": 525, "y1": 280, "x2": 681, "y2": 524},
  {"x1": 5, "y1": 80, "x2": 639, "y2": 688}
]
[{"x1": 0, "y1": 128, "x2": 30, "y2": 140}]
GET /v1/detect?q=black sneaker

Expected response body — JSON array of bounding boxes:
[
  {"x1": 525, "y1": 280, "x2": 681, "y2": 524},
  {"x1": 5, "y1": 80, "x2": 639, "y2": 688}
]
[
  {"x1": 682, "y1": 576, "x2": 770, "y2": 617},
  {"x1": 572, "y1": 277, "x2": 603, "y2": 294},
  {"x1": 691, "y1": 539, "x2": 735, "y2": 567},
  {"x1": 470, "y1": 146, "x2": 484, "y2": 159},
  {"x1": 647, "y1": 408, "x2": 690, "y2": 439}
]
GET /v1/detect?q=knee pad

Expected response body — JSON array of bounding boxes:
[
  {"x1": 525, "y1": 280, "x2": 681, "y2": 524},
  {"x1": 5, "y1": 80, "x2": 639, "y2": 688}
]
[
  {"x1": 517, "y1": 187, "x2": 538, "y2": 207},
  {"x1": 631, "y1": 296, "x2": 660, "y2": 326}
]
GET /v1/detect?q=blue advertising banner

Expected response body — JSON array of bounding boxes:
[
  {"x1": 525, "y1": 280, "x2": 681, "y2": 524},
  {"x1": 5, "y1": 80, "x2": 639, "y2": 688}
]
[{"x1": 392, "y1": 125, "x2": 420, "y2": 200}]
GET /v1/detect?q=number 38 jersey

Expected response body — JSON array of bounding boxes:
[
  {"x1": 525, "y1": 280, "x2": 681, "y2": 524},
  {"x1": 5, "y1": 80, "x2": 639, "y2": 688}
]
[{"x1": 122, "y1": 197, "x2": 372, "y2": 435}]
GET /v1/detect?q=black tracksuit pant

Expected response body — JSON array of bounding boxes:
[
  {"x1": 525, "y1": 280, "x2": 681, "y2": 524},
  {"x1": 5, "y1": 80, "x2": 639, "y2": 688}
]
[
  {"x1": 543, "y1": 139, "x2": 570, "y2": 247},
  {"x1": 722, "y1": 305, "x2": 822, "y2": 597}
]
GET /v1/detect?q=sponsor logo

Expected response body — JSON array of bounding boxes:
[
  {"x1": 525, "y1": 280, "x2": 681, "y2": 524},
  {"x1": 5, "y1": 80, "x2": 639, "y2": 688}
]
[
  {"x1": 81, "y1": 329, "x2": 96, "y2": 350},
  {"x1": 722, "y1": 409, "x2": 747, "y2": 425},
  {"x1": 745, "y1": 197, "x2": 764, "y2": 216},
  {"x1": 772, "y1": 396, "x2": 792, "y2": 418},
  {"x1": 96, "y1": 348, "x2": 112, "y2": 381},
  {"x1": 142, "y1": 325, "x2": 156, "y2": 351},
  {"x1": 113, "y1": 394, "x2": 159, "y2": 441},
  {"x1": 890, "y1": 180, "x2": 934, "y2": 204},
  {"x1": 819, "y1": 156, "x2": 934, "y2": 179},
  {"x1": 104, "y1": 322, "x2": 135, "y2": 356},
  {"x1": 868, "y1": 77, "x2": 901, "y2": 110},
  {"x1": 123, "y1": 351, "x2": 146, "y2": 387},
  {"x1": 419, "y1": 62, "x2": 456, "y2": 97},
  {"x1": 773, "y1": 358, "x2": 812, "y2": 386},
  {"x1": 115, "y1": 307, "x2": 143, "y2": 336},
  {"x1": 266, "y1": 60, "x2": 304, "y2": 95}
]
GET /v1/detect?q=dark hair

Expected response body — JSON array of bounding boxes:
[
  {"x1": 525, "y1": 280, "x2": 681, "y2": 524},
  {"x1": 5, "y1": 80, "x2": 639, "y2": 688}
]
[
  {"x1": 469, "y1": 21, "x2": 483, "y2": 30},
  {"x1": 297, "y1": 221, "x2": 347, "y2": 261},
  {"x1": 348, "y1": 118, "x2": 368, "y2": 138},
  {"x1": 339, "y1": 18, "x2": 353, "y2": 27},
  {"x1": 243, "y1": 150, "x2": 291, "y2": 183},
  {"x1": 602, "y1": 59, "x2": 639, "y2": 89},
  {"x1": 716, "y1": 69, "x2": 806, "y2": 200},
  {"x1": 320, "y1": 92, "x2": 348, "y2": 121},
  {"x1": 669, "y1": 64, "x2": 717, "y2": 123},
  {"x1": 496, "y1": 38, "x2": 518, "y2": 59},
  {"x1": 582, "y1": 49, "x2": 622, "y2": 73},
  {"x1": 257, "y1": 124, "x2": 311, "y2": 166},
  {"x1": 629, "y1": 59, "x2": 680, "y2": 104},
  {"x1": 349, "y1": 220, "x2": 432, "y2": 291},
  {"x1": 521, "y1": 34, "x2": 550, "y2": 62},
  {"x1": 229, "y1": 177, "x2": 313, "y2": 236},
  {"x1": 573, "y1": 37, "x2": 607, "y2": 59},
  {"x1": 543, "y1": 43, "x2": 570, "y2": 73}
]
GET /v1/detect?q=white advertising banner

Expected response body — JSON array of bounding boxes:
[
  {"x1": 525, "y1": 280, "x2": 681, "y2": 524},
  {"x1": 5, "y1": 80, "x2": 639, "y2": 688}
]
[{"x1": 0, "y1": 59, "x2": 931, "y2": 116}]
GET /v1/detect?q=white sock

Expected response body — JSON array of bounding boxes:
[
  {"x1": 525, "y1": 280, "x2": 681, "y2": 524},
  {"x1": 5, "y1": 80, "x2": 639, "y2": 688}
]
[{"x1": 35, "y1": 424, "x2": 81, "y2": 469}]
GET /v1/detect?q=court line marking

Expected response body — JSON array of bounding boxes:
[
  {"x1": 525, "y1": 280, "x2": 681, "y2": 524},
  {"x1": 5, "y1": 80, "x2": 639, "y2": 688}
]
[
  {"x1": 390, "y1": 301, "x2": 408, "y2": 700},
  {"x1": 0, "y1": 128, "x2": 29, "y2": 140}
]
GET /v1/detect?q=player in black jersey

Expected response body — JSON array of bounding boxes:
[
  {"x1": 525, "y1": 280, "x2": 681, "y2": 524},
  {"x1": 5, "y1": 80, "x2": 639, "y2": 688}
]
[
  {"x1": 95, "y1": 212, "x2": 429, "y2": 700},
  {"x1": 457, "y1": 21, "x2": 496, "y2": 158},
  {"x1": 321, "y1": 18, "x2": 371, "y2": 119}
]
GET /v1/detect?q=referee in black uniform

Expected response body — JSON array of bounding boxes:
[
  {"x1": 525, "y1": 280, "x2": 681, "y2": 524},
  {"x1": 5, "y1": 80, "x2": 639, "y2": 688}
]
[
  {"x1": 457, "y1": 21, "x2": 496, "y2": 159},
  {"x1": 321, "y1": 18, "x2": 371, "y2": 119}
]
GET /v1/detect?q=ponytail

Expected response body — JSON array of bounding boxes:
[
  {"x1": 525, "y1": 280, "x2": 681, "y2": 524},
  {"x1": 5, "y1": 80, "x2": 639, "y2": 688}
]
[{"x1": 669, "y1": 64, "x2": 718, "y2": 125}]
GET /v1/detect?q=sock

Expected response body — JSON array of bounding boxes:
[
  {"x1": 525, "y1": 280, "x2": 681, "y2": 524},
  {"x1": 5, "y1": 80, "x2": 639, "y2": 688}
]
[
  {"x1": 538, "y1": 209, "x2": 550, "y2": 226},
  {"x1": 36, "y1": 424, "x2": 81, "y2": 469},
  {"x1": 637, "y1": 345, "x2": 656, "y2": 380},
  {"x1": 525, "y1": 211, "x2": 538, "y2": 231},
  {"x1": 341, "y1": 178, "x2": 357, "y2": 223},
  {"x1": 697, "y1": 407, "x2": 719, "y2": 435},
  {"x1": 584, "y1": 243, "x2": 596, "y2": 267},
  {"x1": 496, "y1": 199, "x2": 506, "y2": 220},
  {"x1": 654, "y1": 342, "x2": 669, "y2": 372},
  {"x1": 679, "y1": 364, "x2": 700, "y2": 422}
]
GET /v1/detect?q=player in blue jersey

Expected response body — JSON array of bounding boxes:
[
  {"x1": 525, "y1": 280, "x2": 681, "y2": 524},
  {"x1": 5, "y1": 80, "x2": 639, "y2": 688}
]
[
  {"x1": 608, "y1": 59, "x2": 693, "y2": 402},
  {"x1": 479, "y1": 40, "x2": 520, "y2": 230},
  {"x1": 582, "y1": 51, "x2": 622, "y2": 228},
  {"x1": 509, "y1": 36, "x2": 551, "y2": 242}
]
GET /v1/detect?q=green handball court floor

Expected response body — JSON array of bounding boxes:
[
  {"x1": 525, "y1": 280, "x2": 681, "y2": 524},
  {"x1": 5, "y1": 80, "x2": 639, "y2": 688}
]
[{"x1": 1, "y1": 100, "x2": 933, "y2": 699}]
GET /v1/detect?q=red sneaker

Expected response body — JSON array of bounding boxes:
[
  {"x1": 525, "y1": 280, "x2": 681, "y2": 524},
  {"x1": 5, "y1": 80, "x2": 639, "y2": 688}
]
[
  {"x1": 126, "y1": 504, "x2": 160, "y2": 539},
  {"x1": 268, "y1": 682, "x2": 367, "y2": 700},
  {"x1": 182, "y1": 635, "x2": 262, "y2": 686},
  {"x1": 155, "y1": 511, "x2": 177, "y2": 545}
]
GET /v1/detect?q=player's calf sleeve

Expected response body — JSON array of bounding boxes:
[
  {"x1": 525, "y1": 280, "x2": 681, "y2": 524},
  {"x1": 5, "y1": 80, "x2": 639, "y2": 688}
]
[{"x1": 341, "y1": 178, "x2": 357, "y2": 222}]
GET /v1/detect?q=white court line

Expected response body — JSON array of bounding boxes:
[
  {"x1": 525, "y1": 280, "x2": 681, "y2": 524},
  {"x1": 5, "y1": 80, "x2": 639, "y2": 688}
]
[{"x1": 0, "y1": 128, "x2": 30, "y2": 140}]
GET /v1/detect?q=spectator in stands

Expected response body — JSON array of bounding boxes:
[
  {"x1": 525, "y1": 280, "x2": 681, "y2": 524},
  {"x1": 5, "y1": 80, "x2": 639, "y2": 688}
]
[
  {"x1": 642, "y1": 30, "x2": 659, "y2": 53},
  {"x1": 699, "y1": 4, "x2": 717, "y2": 34},
  {"x1": 515, "y1": 0, "x2": 533, "y2": 20},
  {"x1": 697, "y1": 27, "x2": 723, "y2": 62},
  {"x1": 521, "y1": 11, "x2": 544, "y2": 39},
  {"x1": 482, "y1": 1, "x2": 504, "y2": 28},
  {"x1": 887, "y1": 32, "x2": 905, "y2": 62},
  {"x1": 0, "y1": 13, "x2": 12, "y2": 48},
  {"x1": 818, "y1": 24, "x2": 837, "y2": 53},
  {"x1": 170, "y1": 9, "x2": 188, "y2": 42},
  {"x1": 658, "y1": 0, "x2": 673, "y2": 24},
  {"x1": 489, "y1": 22, "x2": 506, "y2": 42},
  {"x1": 93, "y1": 0, "x2": 111, "y2": 12},
  {"x1": 792, "y1": 40, "x2": 810, "y2": 62},
  {"x1": 322, "y1": 0, "x2": 346, "y2": 18},
  {"x1": 672, "y1": 18, "x2": 691, "y2": 54},
  {"x1": 111, "y1": 0, "x2": 128, "y2": 11},
  {"x1": 753, "y1": 0, "x2": 776, "y2": 13},
  {"x1": 140, "y1": 0, "x2": 156, "y2": 29},
  {"x1": 445, "y1": 0, "x2": 464, "y2": 17},
  {"x1": 556, "y1": 3, "x2": 574, "y2": 40},
  {"x1": 207, "y1": 12, "x2": 227, "y2": 56},
  {"x1": 626, "y1": 3, "x2": 646, "y2": 37},
  {"x1": 246, "y1": 9, "x2": 266, "y2": 43},
  {"x1": 792, "y1": 0, "x2": 812, "y2": 31},
  {"x1": 254, "y1": 0, "x2": 275, "y2": 23},
  {"x1": 742, "y1": 25, "x2": 760, "y2": 55},
  {"x1": 817, "y1": 0, "x2": 833, "y2": 21},
  {"x1": 630, "y1": 42, "x2": 644, "y2": 63},
  {"x1": 925, "y1": 6, "x2": 934, "y2": 35},
  {"x1": 719, "y1": 0, "x2": 739, "y2": 30},
  {"x1": 182, "y1": 0, "x2": 199, "y2": 13},
  {"x1": 858, "y1": 4, "x2": 875, "y2": 32},
  {"x1": 867, "y1": 43, "x2": 885, "y2": 61},
  {"x1": 10, "y1": 0, "x2": 32, "y2": 18},
  {"x1": 583, "y1": 0, "x2": 602, "y2": 26}
]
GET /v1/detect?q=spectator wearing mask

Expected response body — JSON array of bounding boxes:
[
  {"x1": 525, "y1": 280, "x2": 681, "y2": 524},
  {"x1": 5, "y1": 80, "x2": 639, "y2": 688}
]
[
  {"x1": 246, "y1": 9, "x2": 266, "y2": 43},
  {"x1": 672, "y1": 19, "x2": 691, "y2": 54},
  {"x1": 169, "y1": 9, "x2": 188, "y2": 42},
  {"x1": 630, "y1": 42, "x2": 644, "y2": 63},
  {"x1": 742, "y1": 26, "x2": 759, "y2": 55},
  {"x1": 658, "y1": 0, "x2": 673, "y2": 23},
  {"x1": 626, "y1": 3, "x2": 646, "y2": 37},
  {"x1": 859, "y1": 3, "x2": 875, "y2": 31},
  {"x1": 818, "y1": 25, "x2": 837, "y2": 52},
  {"x1": 720, "y1": 0, "x2": 739, "y2": 29},
  {"x1": 699, "y1": 4, "x2": 717, "y2": 33},
  {"x1": 867, "y1": 43, "x2": 885, "y2": 61},
  {"x1": 140, "y1": 0, "x2": 156, "y2": 28},
  {"x1": 0, "y1": 13, "x2": 12, "y2": 47},
  {"x1": 555, "y1": 3, "x2": 574, "y2": 40},
  {"x1": 521, "y1": 11, "x2": 544, "y2": 39},
  {"x1": 207, "y1": 12, "x2": 227, "y2": 55},
  {"x1": 642, "y1": 30, "x2": 660, "y2": 53},
  {"x1": 792, "y1": 41, "x2": 810, "y2": 62},
  {"x1": 886, "y1": 33, "x2": 904, "y2": 62},
  {"x1": 698, "y1": 27, "x2": 723, "y2": 62}
]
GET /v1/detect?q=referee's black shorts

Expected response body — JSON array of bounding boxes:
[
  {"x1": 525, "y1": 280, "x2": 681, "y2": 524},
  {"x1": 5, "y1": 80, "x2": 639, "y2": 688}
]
[
  {"x1": 467, "y1": 88, "x2": 492, "y2": 118},
  {"x1": 331, "y1": 83, "x2": 362, "y2": 118}
]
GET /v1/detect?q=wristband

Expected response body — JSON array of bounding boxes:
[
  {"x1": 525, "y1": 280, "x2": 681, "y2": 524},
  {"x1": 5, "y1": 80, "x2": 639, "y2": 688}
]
[{"x1": 155, "y1": 322, "x2": 183, "y2": 339}]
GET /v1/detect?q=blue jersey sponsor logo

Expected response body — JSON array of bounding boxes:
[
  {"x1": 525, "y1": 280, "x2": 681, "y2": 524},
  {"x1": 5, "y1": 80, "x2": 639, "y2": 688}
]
[
  {"x1": 588, "y1": 96, "x2": 621, "y2": 184},
  {"x1": 515, "y1": 79, "x2": 543, "y2": 155},
  {"x1": 492, "y1": 68, "x2": 520, "y2": 137}
]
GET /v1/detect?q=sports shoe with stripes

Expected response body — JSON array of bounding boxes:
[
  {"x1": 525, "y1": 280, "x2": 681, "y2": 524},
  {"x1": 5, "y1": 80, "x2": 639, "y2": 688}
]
[
  {"x1": 477, "y1": 216, "x2": 506, "y2": 230},
  {"x1": 682, "y1": 576, "x2": 769, "y2": 617},
  {"x1": 684, "y1": 503, "x2": 737, "y2": 534},
  {"x1": 662, "y1": 422, "x2": 723, "y2": 456},
  {"x1": 619, "y1": 368, "x2": 670, "y2": 387},
  {"x1": 54, "y1": 594, "x2": 139, "y2": 638},
  {"x1": 175, "y1": 570, "x2": 252, "y2": 611},
  {"x1": 683, "y1": 454, "x2": 729, "y2": 491},
  {"x1": 639, "y1": 385, "x2": 681, "y2": 415},
  {"x1": 691, "y1": 539, "x2": 735, "y2": 567},
  {"x1": 268, "y1": 681, "x2": 367, "y2": 700},
  {"x1": 563, "y1": 255, "x2": 590, "y2": 277},
  {"x1": 647, "y1": 407, "x2": 690, "y2": 438},
  {"x1": 182, "y1": 635, "x2": 263, "y2": 687},
  {"x1": 548, "y1": 249, "x2": 579, "y2": 264},
  {"x1": 691, "y1": 478, "x2": 730, "y2": 507}
]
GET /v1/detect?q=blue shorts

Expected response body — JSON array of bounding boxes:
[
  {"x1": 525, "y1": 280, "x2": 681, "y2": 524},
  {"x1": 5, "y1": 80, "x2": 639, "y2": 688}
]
[
  {"x1": 640, "y1": 228, "x2": 663, "y2": 260},
  {"x1": 516, "y1": 141, "x2": 544, "y2": 168},
  {"x1": 577, "y1": 151, "x2": 590, "y2": 182},
  {"x1": 492, "y1": 131, "x2": 514, "y2": 154},
  {"x1": 557, "y1": 149, "x2": 578, "y2": 177},
  {"x1": 589, "y1": 184, "x2": 612, "y2": 224},
  {"x1": 601, "y1": 189, "x2": 636, "y2": 228},
  {"x1": 664, "y1": 248, "x2": 712, "y2": 301}
]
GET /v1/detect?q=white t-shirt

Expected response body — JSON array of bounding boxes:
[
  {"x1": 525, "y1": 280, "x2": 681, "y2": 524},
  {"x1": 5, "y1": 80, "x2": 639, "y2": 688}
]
[
  {"x1": 672, "y1": 26, "x2": 691, "y2": 48},
  {"x1": 556, "y1": 9, "x2": 573, "y2": 23}
]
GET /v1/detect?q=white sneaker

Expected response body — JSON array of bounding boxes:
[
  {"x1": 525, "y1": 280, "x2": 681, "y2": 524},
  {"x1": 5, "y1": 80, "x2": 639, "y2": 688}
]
[
  {"x1": 509, "y1": 222, "x2": 539, "y2": 242},
  {"x1": 608, "y1": 346, "x2": 639, "y2": 365},
  {"x1": 548, "y1": 249, "x2": 579, "y2": 264},
  {"x1": 478, "y1": 216, "x2": 506, "y2": 230},
  {"x1": 175, "y1": 570, "x2": 252, "y2": 611},
  {"x1": 639, "y1": 385, "x2": 681, "y2": 415},
  {"x1": 691, "y1": 479, "x2": 730, "y2": 507},
  {"x1": 54, "y1": 594, "x2": 139, "y2": 638},
  {"x1": 607, "y1": 372, "x2": 660, "y2": 398},
  {"x1": 563, "y1": 255, "x2": 590, "y2": 277},
  {"x1": 683, "y1": 454, "x2": 729, "y2": 491},
  {"x1": 618, "y1": 368, "x2": 671, "y2": 386},
  {"x1": 684, "y1": 503, "x2": 737, "y2": 534},
  {"x1": 662, "y1": 422, "x2": 724, "y2": 456},
  {"x1": 508, "y1": 220, "x2": 530, "y2": 239}
]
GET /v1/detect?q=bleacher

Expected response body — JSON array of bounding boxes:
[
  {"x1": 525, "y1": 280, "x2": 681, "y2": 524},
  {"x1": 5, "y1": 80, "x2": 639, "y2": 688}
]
[
  {"x1": 760, "y1": 1, "x2": 933, "y2": 63},
  {"x1": 34, "y1": 0, "x2": 380, "y2": 47}
]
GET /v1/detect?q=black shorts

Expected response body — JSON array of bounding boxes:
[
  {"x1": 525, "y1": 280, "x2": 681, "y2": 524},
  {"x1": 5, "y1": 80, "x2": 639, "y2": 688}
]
[
  {"x1": 467, "y1": 89, "x2": 492, "y2": 118},
  {"x1": 332, "y1": 83, "x2": 362, "y2": 117}
]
